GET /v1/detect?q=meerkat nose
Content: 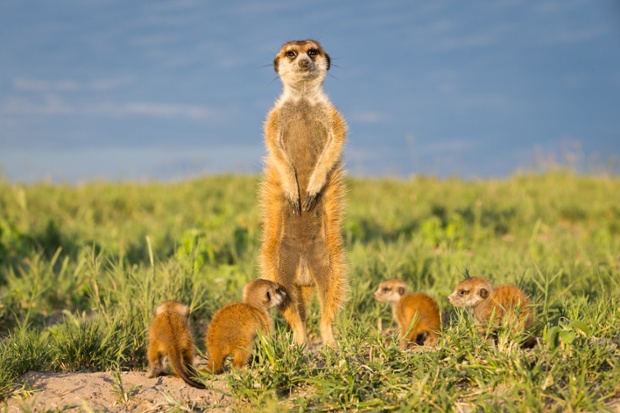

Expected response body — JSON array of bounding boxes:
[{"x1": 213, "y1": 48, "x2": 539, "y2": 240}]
[{"x1": 298, "y1": 58, "x2": 310, "y2": 69}]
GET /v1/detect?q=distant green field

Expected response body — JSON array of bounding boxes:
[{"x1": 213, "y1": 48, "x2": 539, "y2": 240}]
[{"x1": 1, "y1": 172, "x2": 619, "y2": 411}]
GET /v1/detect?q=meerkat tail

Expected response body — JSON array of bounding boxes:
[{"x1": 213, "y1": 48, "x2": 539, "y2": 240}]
[{"x1": 167, "y1": 347, "x2": 205, "y2": 389}]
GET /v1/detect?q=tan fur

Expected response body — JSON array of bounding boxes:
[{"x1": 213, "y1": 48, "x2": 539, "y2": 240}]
[
  {"x1": 205, "y1": 279, "x2": 286, "y2": 374},
  {"x1": 147, "y1": 301, "x2": 204, "y2": 389},
  {"x1": 448, "y1": 276, "x2": 533, "y2": 335},
  {"x1": 259, "y1": 39, "x2": 347, "y2": 347},
  {"x1": 374, "y1": 279, "x2": 441, "y2": 347}
]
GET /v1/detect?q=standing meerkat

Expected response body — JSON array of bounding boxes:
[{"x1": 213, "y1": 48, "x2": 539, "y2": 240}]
[
  {"x1": 448, "y1": 276, "x2": 533, "y2": 337},
  {"x1": 147, "y1": 300, "x2": 204, "y2": 389},
  {"x1": 374, "y1": 279, "x2": 441, "y2": 347},
  {"x1": 259, "y1": 39, "x2": 347, "y2": 347},
  {"x1": 205, "y1": 279, "x2": 286, "y2": 374}
]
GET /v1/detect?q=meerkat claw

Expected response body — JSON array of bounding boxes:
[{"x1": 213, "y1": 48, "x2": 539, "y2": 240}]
[
  {"x1": 288, "y1": 198, "x2": 301, "y2": 214},
  {"x1": 303, "y1": 193, "x2": 317, "y2": 211}
]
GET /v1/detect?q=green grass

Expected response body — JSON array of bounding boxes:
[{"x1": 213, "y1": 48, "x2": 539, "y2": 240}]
[{"x1": 1, "y1": 171, "x2": 619, "y2": 411}]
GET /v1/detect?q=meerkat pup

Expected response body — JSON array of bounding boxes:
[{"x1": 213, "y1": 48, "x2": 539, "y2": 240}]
[
  {"x1": 448, "y1": 276, "x2": 533, "y2": 338},
  {"x1": 374, "y1": 279, "x2": 441, "y2": 347},
  {"x1": 259, "y1": 39, "x2": 348, "y2": 348},
  {"x1": 205, "y1": 279, "x2": 286, "y2": 374},
  {"x1": 147, "y1": 300, "x2": 204, "y2": 389}
]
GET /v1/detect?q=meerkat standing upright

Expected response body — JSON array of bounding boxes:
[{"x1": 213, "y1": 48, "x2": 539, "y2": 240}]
[
  {"x1": 205, "y1": 279, "x2": 286, "y2": 374},
  {"x1": 259, "y1": 40, "x2": 347, "y2": 347},
  {"x1": 448, "y1": 276, "x2": 533, "y2": 338},
  {"x1": 374, "y1": 279, "x2": 441, "y2": 347},
  {"x1": 147, "y1": 300, "x2": 204, "y2": 389}
]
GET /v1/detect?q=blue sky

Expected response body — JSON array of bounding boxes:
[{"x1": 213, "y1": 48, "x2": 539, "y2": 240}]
[{"x1": 1, "y1": 0, "x2": 619, "y2": 182}]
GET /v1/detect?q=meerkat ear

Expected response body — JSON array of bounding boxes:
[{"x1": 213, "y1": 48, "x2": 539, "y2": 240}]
[
  {"x1": 479, "y1": 288, "x2": 489, "y2": 299},
  {"x1": 325, "y1": 52, "x2": 331, "y2": 71},
  {"x1": 273, "y1": 56, "x2": 279, "y2": 73},
  {"x1": 181, "y1": 305, "x2": 190, "y2": 318},
  {"x1": 398, "y1": 287, "x2": 406, "y2": 296}
]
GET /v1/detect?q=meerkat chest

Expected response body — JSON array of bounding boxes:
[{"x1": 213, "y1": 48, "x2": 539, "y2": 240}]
[{"x1": 278, "y1": 99, "x2": 330, "y2": 170}]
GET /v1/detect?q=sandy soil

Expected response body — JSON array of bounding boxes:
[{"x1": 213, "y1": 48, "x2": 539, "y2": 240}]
[{"x1": 5, "y1": 362, "x2": 233, "y2": 412}]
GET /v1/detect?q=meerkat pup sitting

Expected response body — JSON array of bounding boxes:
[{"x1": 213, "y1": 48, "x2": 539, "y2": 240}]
[
  {"x1": 260, "y1": 39, "x2": 348, "y2": 348},
  {"x1": 448, "y1": 276, "x2": 533, "y2": 338},
  {"x1": 205, "y1": 279, "x2": 286, "y2": 374},
  {"x1": 374, "y1": 279, "x2": 441, "y2": 347},
  {"x1": 147, "y1": 300, "x2": 204, "y2": 389}
]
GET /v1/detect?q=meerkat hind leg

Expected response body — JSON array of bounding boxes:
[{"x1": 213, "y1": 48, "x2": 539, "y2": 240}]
[
  {"x1": 300, "y1": 285, "x2": 314, "y2": 317},
  {"x1": 147, "y1": 347, "x2": 164, "y2": 378},
  {"x1": 206, "y1": 349, "x2": 225, "y2": 375},
  {"x1": 182, "y1": 348, "x2": 200, "y2": 377},
  {"x1": 232, "y1": 348, "x2": 252, "y2": 369},
  {"x1": 281, "y1": 285, "x2": 308, "y2": 345},
  {"x1": 311, "y1": 254, "x2": 341, "y2": 348}
]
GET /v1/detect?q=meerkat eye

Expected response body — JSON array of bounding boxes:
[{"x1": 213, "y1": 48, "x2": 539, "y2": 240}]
[
  {"x1": 285, "y1": 50, "x2": 296, "y2": 58},
  {"x1": 382, "y1": 287, "x2": 390, "y2": 292},
  {"x1": 459, "y1": 289, "x2": 468, "y2": 296},
  {"x1": 307, "y1": 49, "x2": 318, "y2": 57}
]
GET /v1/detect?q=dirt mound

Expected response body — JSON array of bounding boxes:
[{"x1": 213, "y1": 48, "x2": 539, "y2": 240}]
[{"x1": 6, "y1": 367, "x2": 232, "y2": 412}]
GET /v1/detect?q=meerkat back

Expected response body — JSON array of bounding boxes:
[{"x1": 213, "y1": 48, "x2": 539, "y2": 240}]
[
  {"x1": 147, "y1": 300, "x2": 204, "y2": 389},
  {"x1": 374, "y1": 279, "x2": 441, "y2": 347},
  {"x1": 205, "y1": 279, "x2": 286, "y2": 374},
  {"x1": 490, "y1": 284, "x2": 533, "y2": 332},
  {"x1": 398, "y1": 293, "x2": 441, "y2": 346}
]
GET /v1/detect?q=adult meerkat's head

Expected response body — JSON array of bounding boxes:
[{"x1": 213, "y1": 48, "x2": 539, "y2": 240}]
[
  {"x1": 273, "y1": 39, "x2": 330, "y2": 85},
  {"x1": 243, "y1": 279, "x2": 287, "y2": 309},
  {"x1": 448, "y1": 277, "x2": 493, "y2": 308},
  {"x1": 374, "y1": 279, "x2": 408, "y2": 303}
]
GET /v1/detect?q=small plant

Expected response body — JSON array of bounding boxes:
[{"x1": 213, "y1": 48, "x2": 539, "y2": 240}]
[
  {"x1": 546, "y1": 318, "x2": 591, "y2": 351},
  {"x1": 110, "y1": 364, "x2": 131, "y2": 404}
]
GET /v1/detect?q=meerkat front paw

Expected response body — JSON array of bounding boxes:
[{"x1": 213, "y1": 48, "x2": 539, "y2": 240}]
[
  {"x1": 288, "y1": 196, "x2": 301, "y2": 214},
  {"x1": 304, "y1": 174, "x2": 324, "y2": 211},
  {"x1": 283, "y1": 184, "x2": 301, "y2": 214}
]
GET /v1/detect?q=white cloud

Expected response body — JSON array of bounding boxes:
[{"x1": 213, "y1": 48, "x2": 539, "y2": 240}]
[
  {"x1": 13, "y1": 77, "x2": 133, "y2": 92},
  {"x1": 0, "y1": 95, "x2": 74, "y2": 115},
  {"x1": 348, "y1": 111, "x2": 389, "y2": 123},
  {"x1": 0, "y1": 96, "x2": 220, "y2": 120},
  {"x1": 3, "y1": 76, "x2": 218, "y2": 120},
  {"x1": 434, "y1": 22, "x2": 519, "y2": 51},
  {"x1": 420, "y1": 139, "x2": 474, "y2": 154},
  {"x1": 84, "y1": 102, "x2": 219, "y2": 120},
  {"x1": 543, "y1": 26, "x2": 609, "y2": 44}
]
